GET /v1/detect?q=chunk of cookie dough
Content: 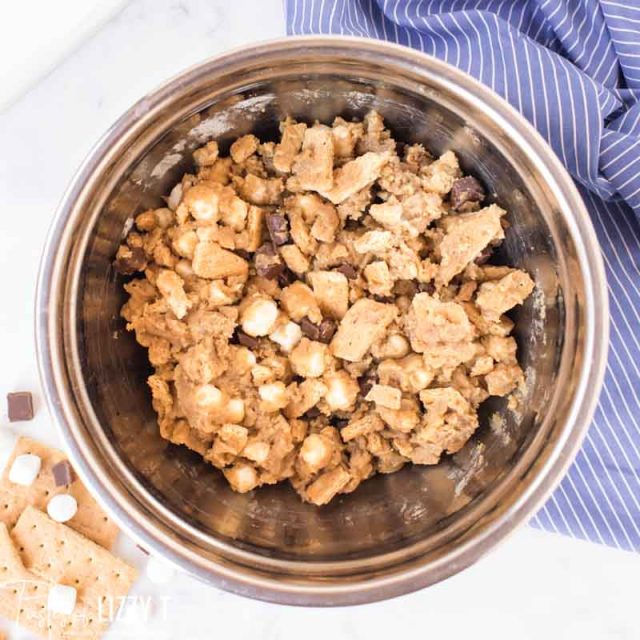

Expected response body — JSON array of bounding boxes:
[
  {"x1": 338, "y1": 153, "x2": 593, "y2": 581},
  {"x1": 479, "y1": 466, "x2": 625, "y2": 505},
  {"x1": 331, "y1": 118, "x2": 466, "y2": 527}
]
[
  {"x1": 274, "y1": 121, "x2": 307, "y2": 173},
  {"x1": 307, "y1": 270, "x2": 349, "y2": 319},
  {"x1": 319, "y1": 152, "x2": 389, "y2": 204},
  {"x1": 417, "y1": 387, "x2": 479, "y2": 455},
  {"x1": 476, "y1": 270, "x2": 535, "y2": 321},
  {"x1": 405, "y1": 293, "x2": 475, "y2": 353},
  {"x1": 330, "y1": 299, "x2": 397, "y2": 362},
  {"x1": 290, "y1": 125, "x2": 335, "y2": 192},
  {"x1": 437, "y1": 205, "x2": 506, "y2": 285},
  {"x1": 192, "y1": 242, "x2": 249, "y2": 279},
  {"x1": 304, "y1": 467, "x2": 351, "y2": 505}
]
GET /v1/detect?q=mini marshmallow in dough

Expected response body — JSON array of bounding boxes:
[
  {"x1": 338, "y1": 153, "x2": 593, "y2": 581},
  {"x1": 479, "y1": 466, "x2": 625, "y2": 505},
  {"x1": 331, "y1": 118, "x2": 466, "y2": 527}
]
[{"x1": 8, "y1": 453, "x2": 41, "y2": 486}]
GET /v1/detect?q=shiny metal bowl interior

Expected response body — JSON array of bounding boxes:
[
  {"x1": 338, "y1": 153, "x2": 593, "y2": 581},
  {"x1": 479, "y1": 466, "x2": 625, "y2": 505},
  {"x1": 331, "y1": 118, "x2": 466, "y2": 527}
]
[{"x1": 37, "y1": 38, "x2": 607, "y2": 605}]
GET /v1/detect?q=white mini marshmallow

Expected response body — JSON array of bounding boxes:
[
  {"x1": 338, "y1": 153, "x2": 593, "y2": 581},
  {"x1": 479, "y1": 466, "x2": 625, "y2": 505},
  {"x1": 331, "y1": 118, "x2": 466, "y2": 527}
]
[
  {"x1": 240, "y1": 298, "x2": 279, "y2": 337},
  {"x1": 224, "y1": 464, "x2": 259, "y2": 493},
  {"x1": 9, "y1": 454, "x2": 41, "y2": 486},
  {"x1": 194, "y1": 384, "x2": 223, "y2": 409},
  {"x1": 47, "y1": 584, "x2": 77, "y2": 615},
  {"x1": 325, "y1": 385, "x2": 349, "y2": 410},
  {"x1": 242, "y1": 441, "x2": 270, "y2": 464},
  {"x1": 258, "y1": 382, "x2": 288, "y2": 411},
  {"x1": 226, "y1": 398, "x2": 246, "y2": 423},
  {"x1": 385, "y1": 334, "x2": 410, "y2": 358},
  {"x1": 300, "y1": 434, "x2": 331, "y2": 471},
  {"x1": 269, "y1": 321, "x2": 302, "y2": 352},
  {"x1": 409, "y1": 369, "x2": 431, "y2": 391},
  {"x1": 47, "y1": 494, "x2": 78, "y2": 523},
  {"x1": 304, "y1": 350, "x2": 326, "y2": 378},
  {"x1": 167, "y1": 183, "x2": 183, "y2": 211},
  {"x1": 146, "y1": 556, "x2": 175, "y2": 585}
]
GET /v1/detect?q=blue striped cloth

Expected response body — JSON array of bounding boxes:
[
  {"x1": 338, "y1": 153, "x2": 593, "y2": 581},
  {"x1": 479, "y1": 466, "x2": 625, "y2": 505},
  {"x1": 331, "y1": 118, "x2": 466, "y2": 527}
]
[{"x1": 286, "y1": 0, "x2": 640, "y2": 552}]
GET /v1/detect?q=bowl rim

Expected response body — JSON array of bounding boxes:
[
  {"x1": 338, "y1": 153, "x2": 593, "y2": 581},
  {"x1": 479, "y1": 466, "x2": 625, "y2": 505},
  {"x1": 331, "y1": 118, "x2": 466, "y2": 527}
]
[{"x1": 35, "y1": 35, "x2": 609, "y2": 605}]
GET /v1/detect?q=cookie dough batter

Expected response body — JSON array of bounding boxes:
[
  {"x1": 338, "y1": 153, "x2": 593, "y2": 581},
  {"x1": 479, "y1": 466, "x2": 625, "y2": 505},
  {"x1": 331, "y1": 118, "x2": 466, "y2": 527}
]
[{"x1": 116, "y1": 111, "x2": 534, "y2": 505}]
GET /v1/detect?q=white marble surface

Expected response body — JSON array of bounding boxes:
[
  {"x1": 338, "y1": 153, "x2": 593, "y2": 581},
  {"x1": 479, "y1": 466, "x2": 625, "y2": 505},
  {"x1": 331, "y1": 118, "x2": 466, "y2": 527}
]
[
  {"x1": 0, "y1": 1, "x2": 639, "y2": 638},
  {"x1": 0, "y1": 0, "x2": 129, "y2": 110}
]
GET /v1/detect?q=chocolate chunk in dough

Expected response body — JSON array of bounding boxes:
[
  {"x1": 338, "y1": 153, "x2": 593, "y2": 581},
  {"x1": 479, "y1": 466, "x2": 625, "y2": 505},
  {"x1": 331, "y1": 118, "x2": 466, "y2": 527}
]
[
  {"x1": 277, "y1": 268, "x2": 298, "y2": 288},
  {"x1": 303, "y1": 406, "x2": 321, "y2": 419},
  {"x1": 237, "y1": 330, "x2": 260, "y2": 349},
  {"x1": 266, "y1": 213, "x2": 290, "y2": 246},
  {"x1": 300, "y1": 317, "x2": 321, "y2": 341},
  {"x1": 255, "y1": 243, "x2": 285, "y2": 279},
  {"x1": 358, "y1": 375, "x2": 376, "y2": 397},
  {"x1": 450, "y1": 176, "x2": 485, "y2": 211},
  {"x1": 335, "y1": 262, "x2": 358, "y2": 280},
  {"x1": 114, "y1": 246, "x2": 147, "y2": 275},
  {"x1": 234, "y1": 248, "x2": 252, "y2": 261},
  {"x1": 317, "y1": 319, "x2": 337, "y2": 344}
]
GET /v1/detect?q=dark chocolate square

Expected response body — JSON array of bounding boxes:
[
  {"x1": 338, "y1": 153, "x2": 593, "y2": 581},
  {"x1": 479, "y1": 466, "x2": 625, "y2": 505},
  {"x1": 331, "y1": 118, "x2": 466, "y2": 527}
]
[
  {"x1": 7, "y1": 392, "x2": 34, "y2": 422},
  {"x1": 51, "y1": 460, "x2": 76, "y2": 487}
]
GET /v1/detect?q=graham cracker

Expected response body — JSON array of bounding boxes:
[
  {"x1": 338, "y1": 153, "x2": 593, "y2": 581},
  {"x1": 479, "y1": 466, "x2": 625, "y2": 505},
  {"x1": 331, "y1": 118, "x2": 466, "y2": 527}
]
[
  {"x1": 12, "y1": 506, "x2": 137, "y2": 609},
  {"x1": 0, "y1": 522, "x2": 107, "y2": 639},
  {"x1": 0, "y1": 437, "x2": 118, "y2": 548}
]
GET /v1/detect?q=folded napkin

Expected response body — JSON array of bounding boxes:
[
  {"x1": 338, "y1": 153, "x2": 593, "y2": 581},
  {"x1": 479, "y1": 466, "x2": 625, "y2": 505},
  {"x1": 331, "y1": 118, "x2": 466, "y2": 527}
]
[{"x1": 286, "y1": 0, "x2": 640, "y2": 552}]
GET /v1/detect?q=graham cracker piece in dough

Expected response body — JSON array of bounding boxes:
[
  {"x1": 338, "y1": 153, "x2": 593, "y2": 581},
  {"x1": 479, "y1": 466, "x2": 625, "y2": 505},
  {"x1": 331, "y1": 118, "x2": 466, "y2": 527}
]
[{"x1": 0, "y1": 437, "x2": 118, "y2": 549}]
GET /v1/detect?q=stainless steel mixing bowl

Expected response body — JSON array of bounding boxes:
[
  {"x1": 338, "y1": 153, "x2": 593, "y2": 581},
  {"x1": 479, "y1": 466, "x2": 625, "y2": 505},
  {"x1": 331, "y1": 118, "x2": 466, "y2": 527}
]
[{"x1": 36, "y1": 37, "x2": 608, "y2": 605}]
